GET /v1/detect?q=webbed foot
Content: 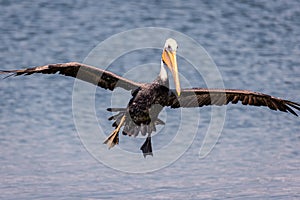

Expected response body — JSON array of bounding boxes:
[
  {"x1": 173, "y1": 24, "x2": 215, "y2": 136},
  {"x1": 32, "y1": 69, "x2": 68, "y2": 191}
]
[
  {"x1": 140, "y1": 136, "x2": 153, "y2": 157},
  {"x1": 103, "y1": 115, "x2": 126, "y2": 149}
]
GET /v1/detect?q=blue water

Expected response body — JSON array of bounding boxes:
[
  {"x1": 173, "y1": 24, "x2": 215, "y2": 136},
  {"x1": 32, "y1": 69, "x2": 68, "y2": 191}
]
[{"x1": 1, "y1": 0, "x2": 300, "y2": 199}]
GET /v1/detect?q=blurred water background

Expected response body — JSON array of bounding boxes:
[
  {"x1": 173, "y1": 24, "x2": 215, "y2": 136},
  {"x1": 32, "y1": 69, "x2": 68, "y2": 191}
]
[{"x1": 0, "y1": 0, "x2": 299, "y2": 199}]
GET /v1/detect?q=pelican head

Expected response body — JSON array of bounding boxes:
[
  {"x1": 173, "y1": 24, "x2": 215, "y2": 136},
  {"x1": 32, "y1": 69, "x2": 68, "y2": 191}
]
[{"x1": 161, "y1": 38, "x2": 180, "y2": 96}]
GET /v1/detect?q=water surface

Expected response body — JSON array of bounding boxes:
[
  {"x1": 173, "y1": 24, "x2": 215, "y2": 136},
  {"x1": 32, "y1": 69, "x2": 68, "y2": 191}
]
[{"x1": 0, "y1": 0, "x2": 299, "y2": 199}]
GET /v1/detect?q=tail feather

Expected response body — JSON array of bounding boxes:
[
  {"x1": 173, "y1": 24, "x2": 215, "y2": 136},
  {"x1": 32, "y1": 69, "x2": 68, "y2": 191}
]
[
  {"x1": 107, "y1": 107, "x2": 164, "y2": 137},
  {"x1": 106, "y1": 107, "x2": 164, "y2": 157},
  {"x1": 107, "y1": 108, "x2": 127, "y2": 112}
]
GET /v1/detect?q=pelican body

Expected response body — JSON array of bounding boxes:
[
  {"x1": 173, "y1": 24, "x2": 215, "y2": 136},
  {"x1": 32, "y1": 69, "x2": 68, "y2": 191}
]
[
  {"x1": 104, "y1": 39, "x2": 180, "y2": 156},
  {"x1": 1, "y1": 38, "x2": 299, "y2": 157},
  {"x1": 109, "y1": 80, "x2": 170, "y2": 156}
]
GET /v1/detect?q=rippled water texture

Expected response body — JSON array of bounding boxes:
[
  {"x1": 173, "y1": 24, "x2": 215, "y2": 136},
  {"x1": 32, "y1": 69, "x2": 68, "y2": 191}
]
[{"x1": 0, "y1": 1, "x2": 299, "y2": 199}]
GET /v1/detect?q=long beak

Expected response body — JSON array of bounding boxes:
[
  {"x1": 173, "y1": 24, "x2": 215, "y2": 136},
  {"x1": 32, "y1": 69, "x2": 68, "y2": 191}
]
[{"x1": 162, "y1": 49, "x2": 181, "y2": 96}]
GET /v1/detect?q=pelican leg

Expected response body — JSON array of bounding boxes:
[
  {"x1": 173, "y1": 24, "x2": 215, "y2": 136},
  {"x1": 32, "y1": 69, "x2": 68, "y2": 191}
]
[
  {"x1": 103, "y1": 115, "x2": 126, "y2": 149},
  {"x1": 140, "y1": 135, "x2": 153, "y2": 157}
]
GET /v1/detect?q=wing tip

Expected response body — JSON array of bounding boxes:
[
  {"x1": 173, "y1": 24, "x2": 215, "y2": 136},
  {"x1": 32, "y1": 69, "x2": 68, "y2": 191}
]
[
  {"x1": 0, "y1": 70, "x2": 17, "y2": 79},
  {"x1": 284, "y1": 100, "x2": 300, "y2": 116}
]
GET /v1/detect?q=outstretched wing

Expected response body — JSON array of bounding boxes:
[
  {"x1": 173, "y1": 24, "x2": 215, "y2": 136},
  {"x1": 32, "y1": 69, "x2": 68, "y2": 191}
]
[
  {"x1": 166, "y1": 88, "x2": 300, "y2": 116},
  {"x1": 0, "y1": 62, "x2": 142, "y2": 91}
]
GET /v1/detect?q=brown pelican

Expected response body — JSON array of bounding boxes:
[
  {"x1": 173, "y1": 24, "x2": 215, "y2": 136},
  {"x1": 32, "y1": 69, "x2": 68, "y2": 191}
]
[{"x1": 1, "y1": 38, "x2": 299, "y2": 157}]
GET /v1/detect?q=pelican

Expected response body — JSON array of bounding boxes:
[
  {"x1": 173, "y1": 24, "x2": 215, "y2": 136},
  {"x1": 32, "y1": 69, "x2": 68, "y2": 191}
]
[{"x1": 1, "y1": 38, "x2": 299, "y2": 157}]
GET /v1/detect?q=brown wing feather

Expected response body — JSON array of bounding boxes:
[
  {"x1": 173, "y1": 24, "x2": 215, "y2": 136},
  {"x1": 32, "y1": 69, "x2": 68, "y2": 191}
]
[
  {"x1": 166, "y1": 88, "x2": 300, "y2": 116},
  {"x1": 0, "y1": 62, "x2": 142, "y2": 91}
]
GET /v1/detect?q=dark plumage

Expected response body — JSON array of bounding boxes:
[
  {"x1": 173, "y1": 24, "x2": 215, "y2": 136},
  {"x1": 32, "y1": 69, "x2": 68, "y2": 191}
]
[
  {"x1": 1, "y1": 38, "x2": 299, "y2": 157},
  {"x1": 1, "y1": 62, "x2": 141, "y2": 91},
  {"x1": 166, "y1": 88, "x2": 300, "y2": 116}
]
